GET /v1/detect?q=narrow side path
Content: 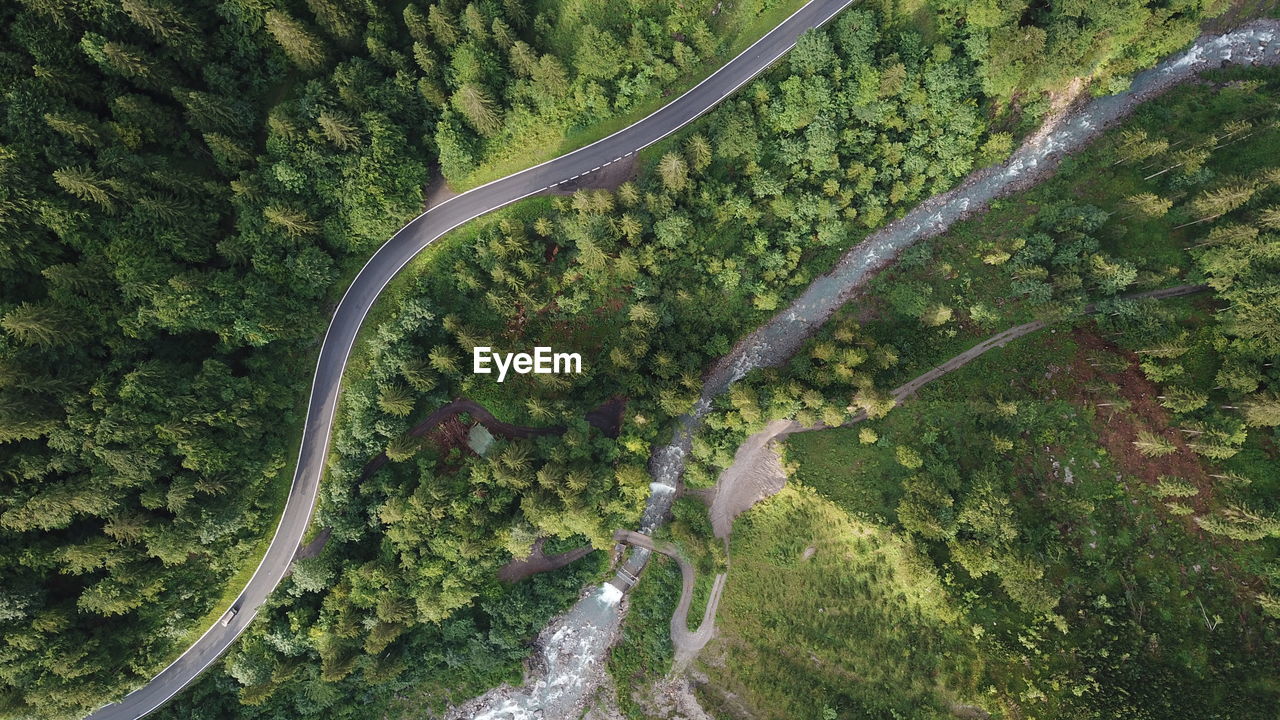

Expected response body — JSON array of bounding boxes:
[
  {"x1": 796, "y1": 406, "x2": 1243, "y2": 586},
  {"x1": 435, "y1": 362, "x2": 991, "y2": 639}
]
[
  {"x1": 498, "y1": 539, "x2": 597, "y2": 584},
  {"x1": 357, "y1": 397, "x2": 565, "y2": 480},
  {"x1": 613, "y1": 531, "x2": 728, "y2": 673},
  {"x1": 640, "y1": 19, "x2": 1280, "y2": 556},
  {"x1": 888, "y1": 285, "x2": 1208, "y2": 404},
  {"x1": 85, "y1": 3, "x2": 857, "y2": 717},
  {"x1": 471, "y1": 24, "x2": 1277, "y2": 719},
  {"x1": 356, "y1": 394, "x2": 625, "y2": 481},
  {"x1": 706, "y1": 284, "x2": 1209, "y2": 545},
  {"x1": 654, "y1": 285, "x2": 1212, "y2": 686},
  {"x1": 309, "y1": 395, "x2": 621, "y2": 568}
]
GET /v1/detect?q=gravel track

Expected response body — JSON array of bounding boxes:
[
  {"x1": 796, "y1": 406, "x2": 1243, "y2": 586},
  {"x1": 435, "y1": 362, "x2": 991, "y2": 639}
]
[
  {"x1": 707, "y1": 285, "x2": 1210, "y2": 541},
  {"x1": 457, "y1": 21, "x2": 1279, "y2": 720},
  {"x1": 612, "y1": 531, "x2": 728, "y2": 672}
]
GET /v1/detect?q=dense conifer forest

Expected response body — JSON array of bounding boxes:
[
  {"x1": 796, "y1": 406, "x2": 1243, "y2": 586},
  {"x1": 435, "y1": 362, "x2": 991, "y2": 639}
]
[
  {"x1": 622, "y1": 71, "x2": 1280, "y2": 719},
  {"x1": 0, "y1": 0, "x2": 1241, "y2": 718}
]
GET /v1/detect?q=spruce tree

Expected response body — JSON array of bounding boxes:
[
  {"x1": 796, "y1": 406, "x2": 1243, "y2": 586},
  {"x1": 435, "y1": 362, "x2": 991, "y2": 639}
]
[
  {"x1": 658, "y1": 152, "x2": 688, "y2": 192},
  {"x1": 451, "y1": 83, "x2": 501, "y2": 136},
  {"x1": 265, "y1": 10, "x2": 328, "y2": 72}
]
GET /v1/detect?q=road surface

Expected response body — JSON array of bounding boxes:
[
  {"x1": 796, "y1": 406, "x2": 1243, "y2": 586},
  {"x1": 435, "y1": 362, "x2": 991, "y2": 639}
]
[
  {"x1": 85, "y1": 1, "x2": 855, "y2": 717},
  {"x1": 450, "y1": 21, "x2": 1280, "y2": 717}
]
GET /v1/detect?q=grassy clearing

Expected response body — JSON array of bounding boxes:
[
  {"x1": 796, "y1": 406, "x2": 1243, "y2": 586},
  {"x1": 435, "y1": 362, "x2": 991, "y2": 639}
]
[
  {"x1": 701, "y1": 73, "x2": 1280, "y2": 717},
  {"x1": 784, "y1": 426, "x2": 901, "y2": 523},
  {"x1": 789, "y1": 331, "x2": 1083, "y2": 526},
  {"x1": 700, "y1": 484, "x2": 984, "y2": 720},
  {"x1": 777, "y1": 324, "x2": 1280, "y2": 717},
  {"x1": 659, "y1": 497, "x2": 726, "y2": 631}
]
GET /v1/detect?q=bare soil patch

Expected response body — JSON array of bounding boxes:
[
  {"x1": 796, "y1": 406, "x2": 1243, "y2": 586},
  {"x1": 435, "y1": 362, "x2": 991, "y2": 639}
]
[
  {"x1": 703, "y1": 419, "x2": 799, "y2": 540},
  {"x1": 293, "y1": 527, "x2": 331, "y2": 562},
  {"x1": 630, "y1": 673, "x2": 717, "y2": 720},
  {"x1": 424, "y1": 163, "x2": 460, "y2": 209},
  {"x1": 585, "y1": 395, "x2": 628, "y2": 439},
  {"x1": 1065, "y1": 327, "x2": 1217, "y2": 514},
  {"x1": 498, "y1": 538, "x2": 597, "y2": 584},
  {"x1": 1065, "y1": 328, "x2": 1270, "y2": 605},
  {"x1": 357, "y1": 397, "x2": 565, "y2": 481},
  {"x1": 427, "y1": 415, "x2": 473, "y2": 457}
]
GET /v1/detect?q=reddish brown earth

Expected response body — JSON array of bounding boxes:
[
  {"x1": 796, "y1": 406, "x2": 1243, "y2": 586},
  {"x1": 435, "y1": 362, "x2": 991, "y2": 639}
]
[
  {"x1": 358, "y1": 397, "x2": 566, "y2": 481},
  {"x1": 497, "y1": 538, "x2": 597, "y2": 584},
  {"x1": 427, "y1": 415, "x2": 473, "y2": 456},
  {"x1": 584, "y1": 395, "x2": 627, "y2": 439},
  {"x1": 1065, "y1": 328, "x2": 1217, "y2": 515},
  {"x1": 359, "y1": 394, "x2": 628, "y2": 481},
  {"x1": 1065, "y1": 327, "x2": 1274, "y2": 610},
  {"x1": 312, "y1": 396, "x2": 627, "y2": 579}
]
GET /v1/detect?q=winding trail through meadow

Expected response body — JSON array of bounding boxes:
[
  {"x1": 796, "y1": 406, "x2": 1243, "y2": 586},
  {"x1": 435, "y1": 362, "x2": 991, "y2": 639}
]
[
  {"x1": 614, "y1": 285, "x2": 1214, "y2": 696},
  {"x1": 612, "y1": 531, "x2": 728, "y2": 672},
  {"x1": 704, "y1": 284, "x2": 1210, "y2": 540},
  {"x1": 457, "y1": 21, "x2": 1280, "y2": 720}
]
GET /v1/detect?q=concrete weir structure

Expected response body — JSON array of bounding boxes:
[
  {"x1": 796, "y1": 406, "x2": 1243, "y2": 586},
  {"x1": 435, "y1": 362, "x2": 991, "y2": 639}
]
[
  {"x1": 453, "y1": 19, "x2": 1280, "y2": 720},
  {"x1": 79, "y1": 0, "x2": 1280, "y2": 712}
]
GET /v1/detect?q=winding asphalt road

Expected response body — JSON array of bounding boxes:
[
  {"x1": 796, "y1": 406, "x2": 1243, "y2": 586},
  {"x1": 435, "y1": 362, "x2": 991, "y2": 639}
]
[{"x1": 84, "y1": 1, "x2": 854, "y2": 718}]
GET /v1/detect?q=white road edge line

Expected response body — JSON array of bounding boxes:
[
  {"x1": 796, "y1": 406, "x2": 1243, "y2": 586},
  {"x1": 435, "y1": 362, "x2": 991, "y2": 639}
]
[
  {"x1": 93, "y1": 0, "x2": 857, "y2": 717},
  {"x1": 421, "y1": 0, "x2": 846, "y2": 215}
]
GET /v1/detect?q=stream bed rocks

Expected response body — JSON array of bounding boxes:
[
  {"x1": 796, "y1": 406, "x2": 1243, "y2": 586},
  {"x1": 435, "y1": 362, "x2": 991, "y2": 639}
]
[{"x1": 454, "y1": 20, "x2": 1280, "y2": 720}]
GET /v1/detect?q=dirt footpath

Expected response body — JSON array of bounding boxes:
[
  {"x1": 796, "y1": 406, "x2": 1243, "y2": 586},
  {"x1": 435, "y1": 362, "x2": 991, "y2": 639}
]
[
  {"x1": 613, "y1": 530, "x2": 726, "y2": 671},
  {"x1": 498, "y1": 538, "x2": 597, "y2": 584},
  {"x1": 706, "y1": 285, "x2": 1209, "y2": 543}
]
